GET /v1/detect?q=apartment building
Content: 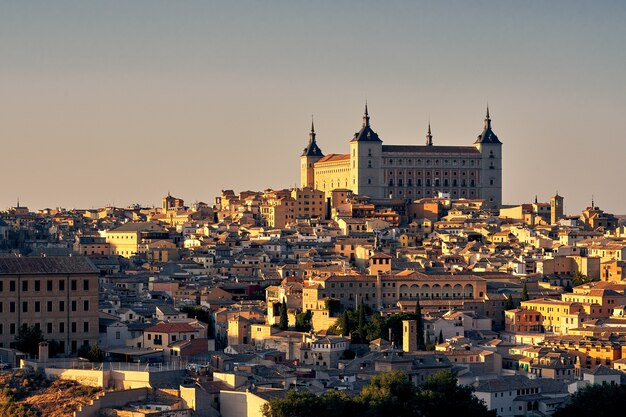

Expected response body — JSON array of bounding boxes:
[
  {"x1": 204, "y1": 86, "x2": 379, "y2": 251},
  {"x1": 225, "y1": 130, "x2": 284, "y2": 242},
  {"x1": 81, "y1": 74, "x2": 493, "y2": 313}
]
[{"x1": 0, "y1": 256, "x2": 99, "y2": 354}]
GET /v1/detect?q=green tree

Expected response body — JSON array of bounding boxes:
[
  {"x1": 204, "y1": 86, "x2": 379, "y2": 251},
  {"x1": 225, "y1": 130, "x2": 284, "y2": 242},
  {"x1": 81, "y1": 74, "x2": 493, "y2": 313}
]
[
  {"x1": 365, "y1": 313, "x2": 384, "y2": 342},
  {"x1": 553, "y1": 383, "x2": 626, "y2": 417},
  {"x1": 505, "y1": 294, "x2": 515, "y2": 310},
  {"x1": 357, "y1": 300, "x2": 366, "y2": 343},
  {"x1": 416, "y1": 370, "x2": 496, "y2": 417},
  {"x1": 425, "y1": 332, "x2": 435, "y2": 351},
  {"x1": 78, "y1": 344, "x2": 104, "y2": 362},
  {"x1": 262, "y1": 370, "x2": 495, "y2": 417},
  {"x1": 279, "y1": 298, "x2": 289, "y2": 330},
  {"x1": 295, "y1": 310, "x2": 312, "y2": 332},
  {"x1": 438, "y1": 329, "x2": 444, "y2": 344},
  {"x1": 521, "y1": 282, "x2": 529, "y2": 301},
  {"x1": 341, "y1": 310, "x2": 352, "y2": 337},
  {"x1": 14, "y1": 325, "x2": 43, "y2": 357},
  {"x1": 415, "y1": 297, "x2": 425, "y2": 350},
  {"x1": 357, "y1": 371, "x2": 416, "y2": 417},
  {"x1": 181, "y1": 305, "x2": 214, "y2": 337}
]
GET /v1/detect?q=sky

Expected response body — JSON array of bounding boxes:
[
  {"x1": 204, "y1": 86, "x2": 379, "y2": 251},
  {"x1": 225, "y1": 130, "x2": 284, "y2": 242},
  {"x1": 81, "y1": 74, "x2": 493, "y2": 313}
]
[{"x1": 1, "y1": 1, "x2": 625, "y2": 214}]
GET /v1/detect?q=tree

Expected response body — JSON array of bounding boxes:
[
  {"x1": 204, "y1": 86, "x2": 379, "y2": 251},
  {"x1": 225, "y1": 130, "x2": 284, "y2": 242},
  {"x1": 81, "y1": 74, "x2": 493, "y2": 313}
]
[
  {"x1": 505, "y1": 294, "x2": 515, "y2": 310},
  {"x1": 365, "y1": 313, "x2": 384, "y2": 342},
  {"x1": 438, "y1": 329, "x2": 444, "y2": 344},
  {"x1": 181, "y1": 305, "x2": 214, "y2": 337},
  {"x1": 425, "y1": 332, "x2": 435, "y2": 351},
  {"x1": 521, "y1": 282, "x2": 529, "y2": 302},
  {"x1": 416, "y1": 370, "x2": 497, "y2": 417},
  {"x1": 415, "y1": 297, "x2": 425, "y2": 350},
  {"x1": 553, "y1": 383, "x2": 626, "y2": 417},
  {"x1": 14, "y1": 325, "x2": 43, "y2": 357},
  {"x1": 262, "y1": 370, "x2": 495, "y2": 417},
  {"x1": 357, "y1": 300, "x2": 366, "y2": 343},
  {"x1": 279, "y1": 298, "x2": 289, "y2": 330},
  {"x1": 358, "y1": 371, "x2": 416, "y2": 417},
  {"x1": 341, "y1": 310, "x2": 352, "y2": 337},
  {"x1": 295, "y1": 310, "x2": 312, "y2": 332},
  {"x1": 78, "y1": 344, "x2": 104, "y2": 362}
]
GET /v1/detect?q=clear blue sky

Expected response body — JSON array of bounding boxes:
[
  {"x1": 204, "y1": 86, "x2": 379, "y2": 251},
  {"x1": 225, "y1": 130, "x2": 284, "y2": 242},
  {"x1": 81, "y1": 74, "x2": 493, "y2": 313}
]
[{"x1": 1, "y1": 1, "x2": 625, "y2": 214}]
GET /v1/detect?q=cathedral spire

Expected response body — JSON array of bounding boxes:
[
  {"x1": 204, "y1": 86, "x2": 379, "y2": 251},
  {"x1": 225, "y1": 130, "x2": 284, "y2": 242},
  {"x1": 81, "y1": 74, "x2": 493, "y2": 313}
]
[
  {"x1": 426, "y1": 122, "x2": 433, "y2": 146},
  {"x1": 363, "y1": 101, "x2": 370, "y2": 127},
  {"x1": 484, "y1": 105, "x2": 491, "y2": 130}
]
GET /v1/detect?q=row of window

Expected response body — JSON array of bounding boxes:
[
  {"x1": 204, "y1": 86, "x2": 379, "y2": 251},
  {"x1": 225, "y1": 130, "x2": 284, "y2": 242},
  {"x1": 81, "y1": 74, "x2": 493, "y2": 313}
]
[
  {"x1": 388, "y1": 179, "x2": 477, "y2": 187},
  {"x1": 0, "y1": 321, "x2": 90, "y2": 335},
  {"x1": 0, "y1": 300, "x2": 90, "y2": 313},
  {"x1": 0, "y1": 279, "x2": 90, "y2": 292}
]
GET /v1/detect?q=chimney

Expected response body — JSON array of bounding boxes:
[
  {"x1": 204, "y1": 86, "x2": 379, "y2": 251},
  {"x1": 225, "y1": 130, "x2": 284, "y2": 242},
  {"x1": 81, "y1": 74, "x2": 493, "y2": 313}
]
[{"x1": 38, "y1": 341, "x2": 49, "y2": 363}]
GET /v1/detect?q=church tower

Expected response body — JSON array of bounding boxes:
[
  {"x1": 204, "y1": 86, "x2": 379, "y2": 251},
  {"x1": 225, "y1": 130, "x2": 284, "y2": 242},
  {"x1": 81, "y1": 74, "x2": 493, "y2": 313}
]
[
  {"x1": 300, "y1": 118, "x2": 324, "y2": 188},
  {"x1": 474, "y1": 107, "x2": 503, "y2": 208},
  {"x1": 550, "y1": 193, "x2": 564, "y2": 225},
  {"x1": 349, "y1": 104, "x2": 384, "y2": 198}
]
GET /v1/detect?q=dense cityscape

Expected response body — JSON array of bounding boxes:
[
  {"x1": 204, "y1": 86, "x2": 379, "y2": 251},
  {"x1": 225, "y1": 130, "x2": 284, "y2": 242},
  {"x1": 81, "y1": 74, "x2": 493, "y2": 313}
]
[
  {"x1": 1, "y1": 105, "x2": 626, "y2": 416},
  {"x1": 3, "y1": 2, "x2": 626, "y2": 417}
]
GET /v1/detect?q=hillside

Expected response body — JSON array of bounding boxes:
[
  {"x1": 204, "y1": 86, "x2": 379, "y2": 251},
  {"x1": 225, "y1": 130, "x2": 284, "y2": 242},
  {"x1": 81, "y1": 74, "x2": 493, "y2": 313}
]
[{"x1": 0, "y1": 369, "x2": 102, "y2": 417}]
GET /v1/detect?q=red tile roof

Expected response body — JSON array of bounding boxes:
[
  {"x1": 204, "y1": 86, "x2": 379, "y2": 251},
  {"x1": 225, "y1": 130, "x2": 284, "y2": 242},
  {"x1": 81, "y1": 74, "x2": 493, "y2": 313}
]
[{"x1": 145, "y1": 322, "x2": 197, "y2": 333}]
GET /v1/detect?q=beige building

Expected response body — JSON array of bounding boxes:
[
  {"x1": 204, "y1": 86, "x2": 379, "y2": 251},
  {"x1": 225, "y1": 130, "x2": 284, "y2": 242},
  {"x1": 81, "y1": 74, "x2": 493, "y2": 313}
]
[
  {"x1": 300, "y1": 106, "x2": 503, "y2": 207},
  {"x1": 105, "y1": 222, "x2": 170, "y2": 257},
  {"x1": 0, "y1": 257, "x2": 99, "y2": 354}
]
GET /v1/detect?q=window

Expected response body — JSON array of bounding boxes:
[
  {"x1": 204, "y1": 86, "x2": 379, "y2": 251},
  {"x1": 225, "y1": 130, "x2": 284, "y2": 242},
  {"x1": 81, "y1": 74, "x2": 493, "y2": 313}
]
[
  {"x1": 83, "y1": 280, "x2": 89, "y2": 291},
  {"x1": 35, "y1": 280, "x2": 40, "y2": 291},
  {"x1": 71, "y1": 280, "x2": 77, "y2": 291},
  {"x1": 83, "y1": 322, "x2": 89, "y2": 333},
  {"x1": 10, "y1": 302, "x2": 15, "y2": 313},
  {"x1": 10, "y1": 281, "x2": 15, "y2": 292},
  {"x1": 71, "y1": 322, "x2": 77, "y2": 333},
  {"x1": 59, "y1": 301, "x2": 65, "y2": 312},
  {"x1": 47, "y1": 301, "x2": 53, "y2": 312},
  {"x1": 71, "y1": 301, "x2": 77, "y2": 312},
  {"x1": 22, "y1": 301, "x2": 28, "y2": 313},
  {"x1": 35, "y1": 301, "x2": 40, "y2": 313},
  {"x1": 59, "y1": 323, "x2": 65, "y2": 333},
  {"x1": 47, "y1": 323, "x2": 53, "y2": 334},
  {"x1": 84, "y1": 300, "x2": 89, "y2": 311},
  {"x1": 47, "y1": 280, "x2": 53, "y2": 291},
  {"x1": 22, "y1": 281, "x2": 28, "y2": 292},
  {"x1": 59, "y1": 280, "x2": 65, "y2": 291}
]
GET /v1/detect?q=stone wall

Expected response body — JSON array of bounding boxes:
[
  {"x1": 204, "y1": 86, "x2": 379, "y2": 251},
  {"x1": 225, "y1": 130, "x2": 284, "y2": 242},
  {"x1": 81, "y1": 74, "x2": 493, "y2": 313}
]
[{"x1": 73, "y1": 388, "x2": 149, "y2": 417}]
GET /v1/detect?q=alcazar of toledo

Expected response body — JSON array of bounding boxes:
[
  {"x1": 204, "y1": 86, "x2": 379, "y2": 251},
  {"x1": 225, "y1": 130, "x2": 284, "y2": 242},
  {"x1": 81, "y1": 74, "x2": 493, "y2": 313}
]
[{"x1": 300, "y1": 105, "x2": 503, "y2": 208}]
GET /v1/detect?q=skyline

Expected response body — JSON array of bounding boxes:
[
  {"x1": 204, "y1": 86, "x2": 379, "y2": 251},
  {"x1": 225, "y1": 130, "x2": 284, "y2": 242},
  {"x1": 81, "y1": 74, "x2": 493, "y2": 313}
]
[{"x1": 2, "y1": 1, "x2": 626, "y2": 213}]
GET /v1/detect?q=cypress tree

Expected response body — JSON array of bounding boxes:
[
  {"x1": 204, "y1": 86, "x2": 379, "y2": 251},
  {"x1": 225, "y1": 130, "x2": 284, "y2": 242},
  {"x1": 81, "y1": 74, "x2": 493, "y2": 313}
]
[
  {"x1": 341, "y1": 310, "x2": 351, "y2": 337},
  {"x1": 425, "y1": 332, "x2": 433, "y2": 350},
  {"x1": 438, "y1": 329, "x2": 444, "y2": 344},
  {"x1": 279, "y1": 297, "x2": 289, "y2": 330},
  {"x1": 521, "y1": 282, "x2": 529, "y2": 302},
  {"x1": 415, "y1": 297, "x2": 425, "y2": 350},
  {"x1": 357, "y1": 300, "x2": 366, "y2": 343}
]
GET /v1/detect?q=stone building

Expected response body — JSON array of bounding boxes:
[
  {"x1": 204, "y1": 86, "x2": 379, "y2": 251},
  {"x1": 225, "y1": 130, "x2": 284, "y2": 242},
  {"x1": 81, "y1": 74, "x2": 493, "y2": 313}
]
[
  {"x1": 0, "y1": 256, "x2": 99, "y2": 354},
  {"x1": 300, "y1": 106, "x2": 503, "y2": 207}
]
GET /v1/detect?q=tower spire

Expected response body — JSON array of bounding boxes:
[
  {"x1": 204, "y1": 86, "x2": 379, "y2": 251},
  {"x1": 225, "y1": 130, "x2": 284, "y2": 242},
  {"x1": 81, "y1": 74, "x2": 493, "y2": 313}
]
[
  {"x1": 363, "y1": 101, "x2": 370, "y2": 127},
  {"x1": 484, "y1": 105, "x2": 491, "y2": 129},
  {"x1": 309, "y1": 114, "x2": 316, "y2": 143},
  {"x1": 426, "y1": 122, "x2": 433, "y2": 146}
]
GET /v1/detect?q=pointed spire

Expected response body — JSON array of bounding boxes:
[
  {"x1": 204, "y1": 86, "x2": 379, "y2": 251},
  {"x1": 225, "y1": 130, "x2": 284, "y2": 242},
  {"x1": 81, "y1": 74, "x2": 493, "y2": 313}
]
[
  {"x1": 363, "y1": 101, "x2": 370, "y2": 127},
  {"x1": 426, "y1": 122, "x2": 433, "y2": 146},
  {"x1": 534, "y1": 195, "x2": 538, "y2": 204},
  {"x1": 484, "y1": 105, "x2": 492, "y2": 129},
  {"x1": 309, "y1": 114, "x2": 316, "y2": 143}
]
